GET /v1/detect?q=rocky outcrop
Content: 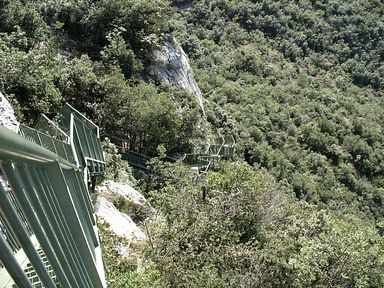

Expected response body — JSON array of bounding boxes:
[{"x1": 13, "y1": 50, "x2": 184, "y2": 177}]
[
  {"x1": 95, "y1": 180, "x2": 154, "y2": 242},
  {"x1": 0, "y1": 92, "x2": 19, "y2": 188},
  {"x1": 95, "y1": 197, "x2": 146, "y2": 241},
  {"x1": 0, "y1": 92, "x2": 19, "y2": 132},
  {"x1": 148, "y1": 36, "x2": 205, "y2": 113},
  {"x1": 95, "y1": 180, "x2": 154, "y2": 221}
]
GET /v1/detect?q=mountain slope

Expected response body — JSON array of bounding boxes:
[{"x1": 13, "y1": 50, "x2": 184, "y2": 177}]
[{"x1": 171, "y1": 0, "x2": 384, "y2": 221}]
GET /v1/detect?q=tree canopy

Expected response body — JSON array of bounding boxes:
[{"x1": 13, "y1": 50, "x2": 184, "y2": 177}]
[{"x1": 1, "y1": 0, "x2": 384, "y2": 286}]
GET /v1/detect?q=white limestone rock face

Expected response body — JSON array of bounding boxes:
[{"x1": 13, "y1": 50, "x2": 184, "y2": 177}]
[
  {"x1": 95, "y1": 180, "x2": 156, "y2": 245},
  {"x1": 0, "y1": 92, "x2": 19, "y2": 132},
  {"x1": 0, "y1": 92, "x2": 19, "y2": 187},
  {"x1": 148, "y1": 36, "x2": 205, "y2": 113},
  {"x1": 95, "y1": 197, "x2": 146, "y2": 241},
  {"x1": 97, "y1": 180, "x2": 147, "y2": 206},
  {"x1": 95, "y1": 180, "x2": 154, "y2": 220}
]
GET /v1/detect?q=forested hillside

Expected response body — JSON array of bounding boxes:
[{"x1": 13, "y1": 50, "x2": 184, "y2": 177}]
[
  {"x1": 172, "y1": 0, "x2": 384, "y2": 220},
  {"x1": 1, "y1": 0, "x2": 383, "y2": 287},
  {"x1": 0, "y1": 0, "x2": 200, "y2": 153}
]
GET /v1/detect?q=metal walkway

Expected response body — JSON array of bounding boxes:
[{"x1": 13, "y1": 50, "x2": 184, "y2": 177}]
[
  {"x1": 107, "y1": 131, "x2": 236, "y2": 173},
  {"x1": 0, "y1": 104, "x2": 106, "y2": 287}
]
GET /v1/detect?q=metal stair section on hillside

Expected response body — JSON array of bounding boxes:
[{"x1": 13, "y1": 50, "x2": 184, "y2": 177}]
[
  {"x1": 181, "y1": 130, "x2": 236, "y2": 173},
  {"x1": 58, "y1": 103, "x2": 105, "y2": 179},
  {"x1": 0, "y1": 103, "x2": 106, "y2": 287},
  {"x1": 105, "y1": 134, "x2": 178, "y2": 172},
  {"x1": 107, "y1": 130, "x2": 236, "y2": 174}
]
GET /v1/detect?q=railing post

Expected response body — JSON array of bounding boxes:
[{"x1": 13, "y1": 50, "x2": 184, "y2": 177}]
[
  {"x1": 0, "y1": 232, "x2": 32, "y2": 288},
  {"x1": 0, "y1": 176, "x2": 56, "y2": 288},
  {"x1": 70, "y1": 113, "x2": 80, "y2": 168}
]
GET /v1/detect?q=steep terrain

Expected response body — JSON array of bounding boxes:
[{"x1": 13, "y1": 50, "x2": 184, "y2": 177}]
[
  {"x1": 0, "y1": 0, "x2": 383, "y2": 287},
  {"x1": 171, "y1": 0, "x2": 384, "y2": 220},
  {"x1": 147, "y1": 35, "x2": 205, "y2": 113},
  {"x1": 0, "y1": 92, "x2": 19, "y2": 132}
]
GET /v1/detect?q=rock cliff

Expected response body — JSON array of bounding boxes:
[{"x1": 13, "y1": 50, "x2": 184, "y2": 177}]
[
  {"x1": 0, "y1": 92, "x2": 19, "y2": 193},
  {"x1": 0, "y1": 92, "x2": 19, "y2": 132},
  {"x1": 148, "y1": 36, "x2": 205, "y2": 113}
]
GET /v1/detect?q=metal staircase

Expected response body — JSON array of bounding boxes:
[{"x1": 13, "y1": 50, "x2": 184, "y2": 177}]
[
  {"x1": 0, "y1": 103, "x2": 106, "y2": 287},
  {"x1": 107, "y1": 131, "x2": 236, "y2": 173}
]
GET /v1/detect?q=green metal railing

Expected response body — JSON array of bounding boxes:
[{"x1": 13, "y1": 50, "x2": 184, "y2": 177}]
[
  {"x1": 72, "y1": 115, "x2": 105, "y2": 176},
  {"x1": 105, "y1": 134, "x2": 178, "y2": 172},
  {"x1": 181, "y1": 153, "x2": 211, "y2": 173},
  {"x1": 56, "y1": 104, "x2": 105, "y2": 177},
  {"x1": 121, "y1": 150, "x2": 151, "y2": 171},
  {"x1": 108, "y1": 131, "x2": 236, "y2": 174},
  {"x1": 182, "y1": 131, "x2": 235, "y2": 172},
  {"x1": 0, "y1": 103, "x2": 106, "y2": 287},
  {"x1": 58, "y1": 103, "x2": 98, "y2": 136},
  {"x1": 34, "y1": 114, "x2": 69, "y2": 143},
  {"x1": 18, "y1": 124, "x2": 75, "y2": 164}
]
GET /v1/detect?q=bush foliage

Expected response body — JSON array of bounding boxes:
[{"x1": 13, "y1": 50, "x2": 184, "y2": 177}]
[{"x1": 1, "y1": 0, "x2": 384, "y2": 286}]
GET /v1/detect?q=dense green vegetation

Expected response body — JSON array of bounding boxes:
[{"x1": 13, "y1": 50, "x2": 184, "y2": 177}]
[
  {"x1": 0, "y1": 0, "x2": 199, "y2": 152},
  {"x1": 98, "y1": 219, "x2": 160, "y2": 288},
  {"x1": 154, "y1": 2, "x2": 384, "y2": 284},
  {"x1": 1, "y1": 0, "x2": 384, "y2": 286},
  {"x1": 171, "y1": 0, "x2": 384, "y2": 222},
  {"x1": 149, "y1": 161, "x2": 384, "y2": 287}
]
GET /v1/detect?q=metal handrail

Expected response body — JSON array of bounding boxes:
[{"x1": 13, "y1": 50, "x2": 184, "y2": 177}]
[
  {"x1": 107, "y1": 130, "x2": 236, "y2": 174},
  {"x1": 181, "y1": 153, "x2": 212, "y2": 173},
  {"x1": 104, "y1": 134, "x2": 180, "y2": 162},
  {"x1": 0, "y1": 102, "x2": 107, "y2": 287},
  {"x1": 34, "y1": 114, "x2": 70, "y2": 143},
  {"x1": 18, "y1": 125, "x2": 75, "y2": 164},
  {"x1": 0, "y1": 126, "x2": 75, "y2": 169},
  {"x1": 62, "y1": 103, "x2": 99, "y2": 137}
]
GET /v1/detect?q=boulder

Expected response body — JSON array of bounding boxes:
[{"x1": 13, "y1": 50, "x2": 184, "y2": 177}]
[
  {"x1": 95, "y1": 180, "x2": 154, "y2": 221},
  {"x1": 95, "y1": 197, "x2": 146, "y2": 241}
]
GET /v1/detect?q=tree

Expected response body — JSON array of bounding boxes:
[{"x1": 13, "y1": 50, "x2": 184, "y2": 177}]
[{"x1": 148, "y1": 161, "x2": 384, "y2": 287}]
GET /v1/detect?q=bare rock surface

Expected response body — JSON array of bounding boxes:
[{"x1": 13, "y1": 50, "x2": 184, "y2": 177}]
[
  {"x1": 95, "y1": 197, "x2": 146, "y2": 241},
  {"x1": 0, "y1": 92, "x2": 19, "y2": 132},
  {"x1": 96, "y1": 180, "x2": 154, "y2": 220},
  {"x1": 95, "y1": 180, "x2": 156, "y2": 245},
  {"x1": 0, "y1": 91, "x2": 19, "y2": 186},
  {"x1": 148, "y1": 36, "x2": 205, "y2": 113},
  {"x1": 97, "y1": 180, "x2": 147, "y2": 206}
]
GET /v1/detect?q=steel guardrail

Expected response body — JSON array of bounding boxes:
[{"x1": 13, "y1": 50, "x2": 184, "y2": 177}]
[{"x1": 0, "y1": 118, "x2": 106, "y2": 287}]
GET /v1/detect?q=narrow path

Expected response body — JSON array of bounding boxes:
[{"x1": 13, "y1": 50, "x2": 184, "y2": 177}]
[{"x1": 105, "y1": 132, "x2": 235, "y2": 173}]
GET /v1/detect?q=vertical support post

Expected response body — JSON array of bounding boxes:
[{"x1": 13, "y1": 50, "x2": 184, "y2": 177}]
[
  {"x1": 0, "y1": 172, "x2": 56, "y2": 288},
  {"x1": 0, "y1": 232, "x2": 32, "y2": 288},
  {"x1": 70, "y1": 113, "x2": 80, "y2": 168}
]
